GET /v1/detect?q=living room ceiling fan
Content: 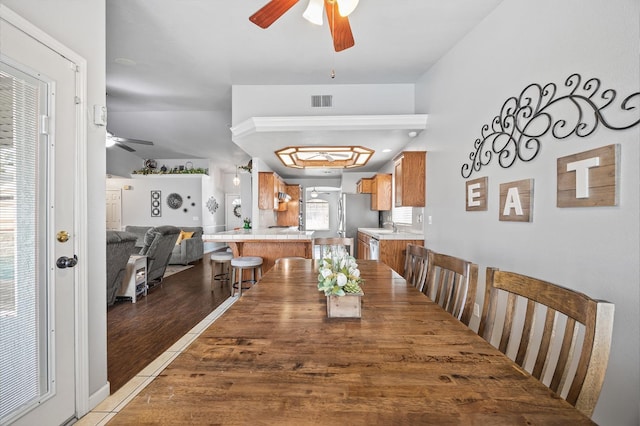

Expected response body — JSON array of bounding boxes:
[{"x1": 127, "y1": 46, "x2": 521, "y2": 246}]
[
  {"x1": 106, "y1": 131, "x2": 154, "y2": 153},
  {"x1": 249, "y1": 0, "x2": 357, "y2": 52}
]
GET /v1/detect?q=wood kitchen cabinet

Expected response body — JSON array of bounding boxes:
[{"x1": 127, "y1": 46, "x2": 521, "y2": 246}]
[
  {"x1": 395, "y1": 151, "x2": 426, "y2": 207},
  {"x1": 357, "y1": 231, "x2": 422, "y2": 276},
  {"x1": 356, "y1": 177, "x2": 373, "y2": 194},
  {"x1": 277, "y1": 184, "x2": 301, "y2": 227},
  {"x1": 379, "y1": 238, "x2": 423, "y2": 276},
  {"x1": 357, "y1": 231, "x2": 371, "y2": 260},
  {"x1": 371, "y1": 173, "x2": 392, "y2": 211},
  {"x1": 258, "y1": 171, "x2": 286, "y2": 210}
]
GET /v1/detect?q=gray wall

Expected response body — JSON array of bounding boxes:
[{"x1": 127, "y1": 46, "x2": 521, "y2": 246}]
[
  {"x1": 2, "y1": 0, "x2": 108, "y2": 403},
  {"x1": 106, "y1": 146, "x2": 141, "y2": 178},
  {"x1": 415, "y1": 0, "x2": 639, "y2": 423}
]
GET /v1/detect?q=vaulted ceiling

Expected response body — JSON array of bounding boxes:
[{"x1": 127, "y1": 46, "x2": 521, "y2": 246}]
[{"x1": 106, "y1": 0, "x2": 503, "y2": 176}]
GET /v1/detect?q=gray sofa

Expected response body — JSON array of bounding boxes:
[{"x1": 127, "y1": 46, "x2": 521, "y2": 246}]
[
  {"x1": 124, "y1": 225, "x2": 181, "y2": 284},
  {"x1": 106, "y1": 230, "x2": 138, "y2": 306},
  {"x1": 169, "y1": 226, "x2": 204, "y2": 265},
  {"x1": 124, "y1": 225, "x2": 204, "y2": 266}
]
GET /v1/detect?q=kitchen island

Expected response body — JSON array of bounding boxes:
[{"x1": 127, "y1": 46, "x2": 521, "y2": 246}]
[{"x1": 203, "y1": 228, "x2": 314, "y2": 272}]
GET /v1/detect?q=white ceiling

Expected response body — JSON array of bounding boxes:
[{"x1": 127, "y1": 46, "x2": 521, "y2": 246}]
[{"x1": 106, "y1": 0, "x2": 503, "y2": 177}]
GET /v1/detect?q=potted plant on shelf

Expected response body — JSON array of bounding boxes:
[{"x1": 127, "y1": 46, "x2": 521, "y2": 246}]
[{"x1": 317, "y1": 247, "x2": 363, "y2": 318}]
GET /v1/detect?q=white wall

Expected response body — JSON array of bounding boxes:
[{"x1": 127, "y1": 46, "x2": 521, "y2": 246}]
[
  {"x1": 2, "y1": 0, "x2": 108, "y2": 406},
  {"x1": 232, "y1": 83, "x2": 416, "y2": 124},
  {"x1": 415, "y1": 0, "x2": 639, "y2": 423},
  {"x1": 106, "y1": 175, "x2": 206, "y2": 228}
]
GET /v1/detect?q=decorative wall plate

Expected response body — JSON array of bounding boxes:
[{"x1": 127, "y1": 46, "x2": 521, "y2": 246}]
[
  {"x1": 167, "y1": 193, "x2": 183, "y2": 209},
  {"x1": 206, "y1": 196, "x2": 219, "y2": 214}
]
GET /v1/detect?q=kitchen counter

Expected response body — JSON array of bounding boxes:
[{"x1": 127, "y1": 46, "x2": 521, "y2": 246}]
[
  {"x1": 203, "y1": 228, "x2": 313, "y2": 241},
  {"x1": 203, "y1": 228, "x2": 314, "y2": 272},
  {"x1": 358, "y1": 227, "x2": 424, "y2": 240},
  {"x1": 357, "y1": 228, "x2": 424, "y2": 276}
]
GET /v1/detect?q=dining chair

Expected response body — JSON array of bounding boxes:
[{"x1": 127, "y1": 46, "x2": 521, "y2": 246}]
[
  {"x1": 423, "y1": 250, "x2": 478, "y2": 326},
  {"x1": 312, "y1": 237, "x2": 354, "y2": 259},
  {"x1": 478, "y1": 267, "x2": 614, "y2": 418},
  {"x1": 403, "y1": 243, "x2": 429, "y2": 292}
]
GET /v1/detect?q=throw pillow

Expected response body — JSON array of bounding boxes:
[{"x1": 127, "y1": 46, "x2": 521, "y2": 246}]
[{"x1": 176, "y1": 230, "x2": 195, "y2": 245}]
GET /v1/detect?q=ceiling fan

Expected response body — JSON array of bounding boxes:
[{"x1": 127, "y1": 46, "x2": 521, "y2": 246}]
[
  {"x1": 306, "y1": 151, "x2": 351, "y2": 162},
  {"x1": 249, "y1": 0, "x2": 357, "y2": 52},
  {"x1": 310, "y1": 187, "x2": 332, "y2": 198},
  {"x1": 106, "y1": 131, "x2": 154, "y2": 153}
]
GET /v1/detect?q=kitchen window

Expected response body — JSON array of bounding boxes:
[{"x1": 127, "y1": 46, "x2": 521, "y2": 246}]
[
  {"x1": 392, "y1": 205, "x2": 412, "y2": 225},
  {"x1": 305, "y1": 199, "x2": 330, "y2": 230}
]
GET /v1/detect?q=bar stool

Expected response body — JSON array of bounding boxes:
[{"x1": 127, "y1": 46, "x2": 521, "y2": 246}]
[
  {"x1": 210, "y1": 251, "x2": 233, "y2": 290},
  {"x1": 230, "y1": 256, "x2": 263, "y2": 296}
]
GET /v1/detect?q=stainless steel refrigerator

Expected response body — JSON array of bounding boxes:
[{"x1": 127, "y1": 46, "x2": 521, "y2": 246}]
[{"x1": 337, "y1": 193, "x2": 380, "y2": 258}]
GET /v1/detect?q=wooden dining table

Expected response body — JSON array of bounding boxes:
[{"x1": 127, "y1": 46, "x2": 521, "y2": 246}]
[{"x1": 108, "y1": 259, "x2": 594, "y2": 425}]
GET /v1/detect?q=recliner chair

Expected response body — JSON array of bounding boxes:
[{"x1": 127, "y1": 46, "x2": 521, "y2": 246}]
[
  {"x1": 106, "y1": 230, "x2": 138, "y2": 306},
  {"x1": 136, "y1": 225, "x2": 181, "y2": 285}
]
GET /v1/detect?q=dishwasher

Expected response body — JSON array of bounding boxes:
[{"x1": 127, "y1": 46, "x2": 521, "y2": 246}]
[{"x1": 369, "y1": 237, "x2": 380, "y2": 260}]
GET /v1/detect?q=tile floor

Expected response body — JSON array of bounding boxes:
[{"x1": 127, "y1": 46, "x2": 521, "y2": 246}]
[{"x1": 75, "y1": 296, "x2": 237, "y2": 426}]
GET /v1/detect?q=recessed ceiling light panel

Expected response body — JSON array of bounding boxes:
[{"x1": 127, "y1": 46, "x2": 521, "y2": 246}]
[{"x1": 275, "y1": 145, "x2": 374, "y2": 169}]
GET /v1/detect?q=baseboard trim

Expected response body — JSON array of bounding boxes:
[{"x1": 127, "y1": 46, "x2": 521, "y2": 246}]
[{"x1": 88, "y1": 382, "x2": 111, "y2": 411}]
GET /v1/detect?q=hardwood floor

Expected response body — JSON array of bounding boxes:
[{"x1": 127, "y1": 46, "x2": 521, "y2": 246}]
[{"x1": 107, "y1": 256, "x2": 230, "y2": 393}]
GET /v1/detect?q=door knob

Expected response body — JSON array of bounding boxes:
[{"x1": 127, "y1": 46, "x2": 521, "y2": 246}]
[{"x1": 56, "y1": 254, "x2": 78, "y2": 269}]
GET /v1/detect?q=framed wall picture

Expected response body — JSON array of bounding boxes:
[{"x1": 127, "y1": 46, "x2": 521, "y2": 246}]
[{"x1": 151, "y1": 190, "x2": 161, "y2": 217}]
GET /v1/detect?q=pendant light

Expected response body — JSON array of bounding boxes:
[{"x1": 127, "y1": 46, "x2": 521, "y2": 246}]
[{"x1": 233, "y1": 166, "x2": 240, "y2": 186}]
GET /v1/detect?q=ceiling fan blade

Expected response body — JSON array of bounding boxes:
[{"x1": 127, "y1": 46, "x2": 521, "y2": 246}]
[
  {"x1": 112, "y1": 136, "x2": 154, "y2": 146},
  {"x1": 250, "y1": 0, "x2": 299, "y2": 29},
  {"x1": 324, "y1": 0, "x2": 355, "y2": 52},
  {"x1": 115, "y1": 142, "x2": 136, "y2": 152},
  {"x1": 307, "y1": 153, "x2": 336, "y2": 162}
]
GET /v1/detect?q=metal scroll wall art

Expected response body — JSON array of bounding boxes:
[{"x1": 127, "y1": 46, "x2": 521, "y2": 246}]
[{"x1": 461, "y1": 73, "x2": 640, "y2": 178}]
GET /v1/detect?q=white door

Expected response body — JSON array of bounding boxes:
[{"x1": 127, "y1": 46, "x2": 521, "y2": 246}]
[
  {"x1": 225, "y1": 193, "x2": 243, "y2": 231},
  {"x1": 106, "y1": 189, "x2": 122, "y2": 230},
  {"x1": 0, "y1": 12, "x2": 80, "y2": 426}
]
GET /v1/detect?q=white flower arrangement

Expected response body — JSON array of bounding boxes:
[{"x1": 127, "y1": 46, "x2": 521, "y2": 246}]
[{"x1": 317, "y1": 247, "x2": 363, "y2": 296}]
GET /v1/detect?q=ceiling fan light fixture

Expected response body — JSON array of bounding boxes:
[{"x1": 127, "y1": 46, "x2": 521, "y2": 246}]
[
  {"x1": 250, "y1": 0, "x2": 355, "y2": 52},
  {"x1": 105, "y1": 132, "x2": 116, "y2": 148},
  {"x1": 275, "y1": 145, "x2": 374, "y2": 169},
  {"x1": 336, "y1": 0, "x2": 359, "y2": 17},
  {"x1": 303, "y1": 0, "x2": 323, "y2": 25}
]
